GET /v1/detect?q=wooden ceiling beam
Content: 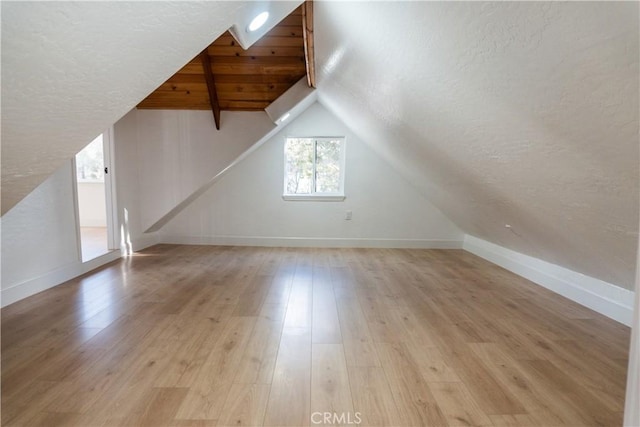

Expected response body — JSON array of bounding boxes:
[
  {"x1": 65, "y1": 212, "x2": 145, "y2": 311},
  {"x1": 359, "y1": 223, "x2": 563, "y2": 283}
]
[
  {"x1": 199, "y1": 51, "x2": 221, "y2": 130},
  {"x1": 301, "y1": 0, "x2": 316, "y2": 88}
]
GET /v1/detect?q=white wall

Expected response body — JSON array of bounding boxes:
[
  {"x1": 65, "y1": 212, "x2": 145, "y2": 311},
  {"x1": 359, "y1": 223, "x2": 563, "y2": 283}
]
[
  {"x1": 77, "y1": 182, "x2": 106, "y2": 227},
  {"x1": 131, "y1": 109, "x2": 275, "y2": 232},
  {"x1": 111, "y1": 107, "x2": 280, "y2": 252},
  {"x1": 112, "y1": 110, "x2": 150, "y2": 253},
  {"x1": 1, "y1": 162, "x2": 79, "y2": 291},
  {"x1": 161, "y1": 103, "x2": 463, "y2": 247}
]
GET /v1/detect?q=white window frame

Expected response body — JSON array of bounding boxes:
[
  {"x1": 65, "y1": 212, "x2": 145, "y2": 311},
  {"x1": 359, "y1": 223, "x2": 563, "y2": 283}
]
[{"x1": 283, "y1": 136, "x2": 346, "y2": 201}]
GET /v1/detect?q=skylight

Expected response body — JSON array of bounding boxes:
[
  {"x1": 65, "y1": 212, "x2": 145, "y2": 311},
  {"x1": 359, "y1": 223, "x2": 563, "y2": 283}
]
[{"x1": 247, "y1": 12, "x2": 269, "y2": 32}]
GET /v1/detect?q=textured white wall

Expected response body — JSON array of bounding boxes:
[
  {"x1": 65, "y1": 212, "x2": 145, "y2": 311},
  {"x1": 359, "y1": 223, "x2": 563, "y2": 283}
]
[
  {"x1": 120, "y1": 109, "x2": 276, "y2": 232},
  {"x1": 315, "y1": 1, "x2": 639, "y2": 290},
  {"x1": 160, "y1": 103, "x2": 463, "y2": 244},
  {"x1": 1, "y1": 162, "x2": 79, "y2": 290}
]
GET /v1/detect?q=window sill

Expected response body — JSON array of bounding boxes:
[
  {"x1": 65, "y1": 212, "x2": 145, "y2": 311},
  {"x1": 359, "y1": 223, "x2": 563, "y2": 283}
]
[{"x1": 282, "y1": 195, "x2": 346, "y2": 202}]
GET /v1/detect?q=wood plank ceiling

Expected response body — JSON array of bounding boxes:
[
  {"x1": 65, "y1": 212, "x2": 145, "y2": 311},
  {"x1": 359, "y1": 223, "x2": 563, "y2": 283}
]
[{"x1": 137, "y1": 2, "x2": 315, "y2": 130}]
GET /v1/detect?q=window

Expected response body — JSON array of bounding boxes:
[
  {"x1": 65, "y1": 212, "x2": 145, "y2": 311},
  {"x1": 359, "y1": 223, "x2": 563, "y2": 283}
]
[
  {"x1": 76, "y1": 134, "x2": 105, "y2": 183},
  {"x1": 284, "y1": 137, "x2": 345, "y2": 201}
]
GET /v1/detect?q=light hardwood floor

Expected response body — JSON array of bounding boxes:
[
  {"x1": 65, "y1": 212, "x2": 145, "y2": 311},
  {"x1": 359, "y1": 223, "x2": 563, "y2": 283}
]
[{"x1": 1, "y1": 245, "x2": 631, "y2": 426}]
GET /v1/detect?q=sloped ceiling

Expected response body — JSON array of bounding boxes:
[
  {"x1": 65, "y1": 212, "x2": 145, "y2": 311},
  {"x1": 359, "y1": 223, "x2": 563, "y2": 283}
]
[
  {"x1": 314, "y1": 1, "x2": 639, "y2": 290},
  {"x1": 1, "y1": 1, "x2": 301, "y2": 214}
]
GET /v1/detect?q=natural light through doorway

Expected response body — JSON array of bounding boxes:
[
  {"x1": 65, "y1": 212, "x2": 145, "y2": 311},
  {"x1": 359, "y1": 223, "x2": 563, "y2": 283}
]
[{"x1": 75, "y1": 134, "x2": 109, "y2": 261}]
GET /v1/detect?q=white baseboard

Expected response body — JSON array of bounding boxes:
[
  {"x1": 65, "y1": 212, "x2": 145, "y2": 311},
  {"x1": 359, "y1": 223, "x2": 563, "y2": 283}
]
[
  {"x1": 131, "y1": 233, "x2": 159, "y2": 252},
  {"x1": 119, "y1": 232, "x2": 159, "y2": 255},
  {"x1": 160, "y1": 234, "x2": 463, "y2": 249},
  {"x1": 79, "y1": 220, "x2": 107, "y2": 227},
  {"x1": 1, "y1": 250, "x2": 121, "y2": 308},
  {"x1": 463, "y1": 235, "x2": 635, "y2": 326}
]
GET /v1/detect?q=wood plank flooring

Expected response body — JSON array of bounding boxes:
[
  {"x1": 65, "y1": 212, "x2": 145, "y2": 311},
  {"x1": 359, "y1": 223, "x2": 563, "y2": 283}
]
[{"x1": 1, "y1": 245, "x2": 631, "y2": 426}]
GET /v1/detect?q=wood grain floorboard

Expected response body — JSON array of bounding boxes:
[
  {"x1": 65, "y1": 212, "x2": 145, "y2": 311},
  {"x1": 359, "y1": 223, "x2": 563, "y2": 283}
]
[
  {"x1": 1, "y1": 245, "x2": 631, "y2": 426},
  {"x1": 310, "y1": 343, "x2": 355, "y2": 426}
]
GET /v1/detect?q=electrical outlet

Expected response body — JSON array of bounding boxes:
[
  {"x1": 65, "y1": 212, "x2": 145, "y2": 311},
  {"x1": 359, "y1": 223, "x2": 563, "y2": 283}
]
[{"x1": 345, "y1": 210, "x2": 352, "y2": 220}]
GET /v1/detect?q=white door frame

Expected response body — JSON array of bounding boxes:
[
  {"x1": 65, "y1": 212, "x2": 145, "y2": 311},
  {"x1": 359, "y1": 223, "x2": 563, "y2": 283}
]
[
  {"x1": 73, "y1": 129, "x2": 118, "y2": 261},
  {"x1": 623, "y1": 241, "x2": 639, "y2": 426},
  {"x1": 70, "y1": 156, "x2": 84, "y2": 261},
  {"x1": 102, "y1": 127, "x2": 118, "y2": 251}
]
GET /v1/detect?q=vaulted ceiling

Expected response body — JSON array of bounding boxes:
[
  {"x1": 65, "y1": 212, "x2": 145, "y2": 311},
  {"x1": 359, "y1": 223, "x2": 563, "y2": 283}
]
[
  {"x1": 2, "y1": 2, "x2": 638, "y2": 290},
  {"x1": 137, "y1": 5, "x2": 313, "y2": 129}
]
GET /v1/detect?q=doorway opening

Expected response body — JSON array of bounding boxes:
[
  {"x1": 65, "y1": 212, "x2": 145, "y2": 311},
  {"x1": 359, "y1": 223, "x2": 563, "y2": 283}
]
[{"x1": 74, "y1": 130, "x2": 116, "y2": 262}]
